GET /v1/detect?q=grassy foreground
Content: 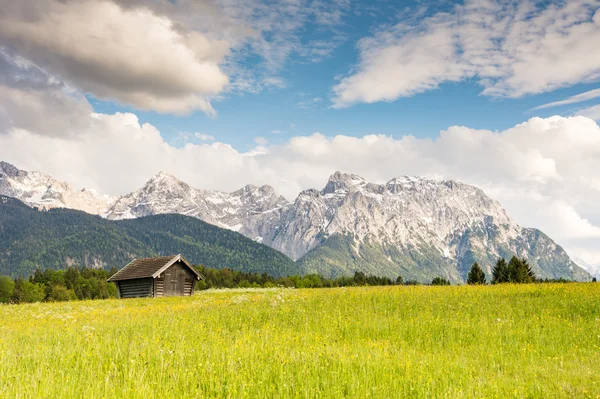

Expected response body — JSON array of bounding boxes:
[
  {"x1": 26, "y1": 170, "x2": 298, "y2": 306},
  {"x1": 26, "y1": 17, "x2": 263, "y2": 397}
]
[{"x1": 1, "y1": 284, "x2": 599, "y2": 398}]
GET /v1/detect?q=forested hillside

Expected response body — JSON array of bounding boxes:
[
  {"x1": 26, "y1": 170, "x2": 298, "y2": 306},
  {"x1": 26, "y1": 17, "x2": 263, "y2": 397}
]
[{"x1": 0, "y1": 196, "x2": 296, "y2": 278}]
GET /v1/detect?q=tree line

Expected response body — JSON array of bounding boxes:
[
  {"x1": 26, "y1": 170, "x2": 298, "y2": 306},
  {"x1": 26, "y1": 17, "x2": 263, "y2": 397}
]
[
  {"x1": 0, "y1": 267, "x2": 118, "y2": 304},
  {"x1": 195, "y1": 265, "x2": 405, "y2": 289},
  {"x1": 1, "y1": 257, "x2": 591, "y2": 304},
  {"x1": 465, "y1": 256, "x2": 557, "y2": 285}
]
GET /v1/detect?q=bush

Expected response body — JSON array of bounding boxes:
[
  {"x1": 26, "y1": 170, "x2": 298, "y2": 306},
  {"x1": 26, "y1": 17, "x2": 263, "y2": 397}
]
[
  {"x1": 12, "y1": 278, "x2": 45, "y2": 303},
  {"x1": 47, "y1": 285, "x2": 77, "y2": 302},
  {"x1": 0, "y1": 276, "x2": 15, "y2": 303}
]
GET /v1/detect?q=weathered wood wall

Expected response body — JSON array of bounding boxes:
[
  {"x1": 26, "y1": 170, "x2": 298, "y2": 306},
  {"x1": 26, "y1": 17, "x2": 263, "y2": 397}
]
[
  {"x1": 117, "y1": 278, "x2": 154, "y2": 299},
  {"x1": 158, "y1": 262, "x2": 196, "y2": 297}
]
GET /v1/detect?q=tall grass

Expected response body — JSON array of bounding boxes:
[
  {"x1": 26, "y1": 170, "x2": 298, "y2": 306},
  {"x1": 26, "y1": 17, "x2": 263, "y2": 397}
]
[{"x1": 1, "y1": 284, "x2": 599, "y2": 398}]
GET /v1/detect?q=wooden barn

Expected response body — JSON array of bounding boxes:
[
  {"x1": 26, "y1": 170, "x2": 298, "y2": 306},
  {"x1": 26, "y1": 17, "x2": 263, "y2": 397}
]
[{"x1": 107, "y1": 254, "x2": 203, "y2": 299}]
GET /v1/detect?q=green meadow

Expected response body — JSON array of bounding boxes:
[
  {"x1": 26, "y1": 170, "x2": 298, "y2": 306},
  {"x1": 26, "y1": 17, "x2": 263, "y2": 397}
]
[{"x1": 1, "y1": 284, "x2": 599, "y2": 398}]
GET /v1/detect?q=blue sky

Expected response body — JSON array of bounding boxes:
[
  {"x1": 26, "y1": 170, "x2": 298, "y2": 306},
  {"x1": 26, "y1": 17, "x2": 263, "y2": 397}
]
[
  {"x1": 1, "y1": 0, "x2": 600, "y2": 269},
  {"x1": 80, "y1": 0, "x2": 600, "y2": 151},
  {"x1": 93, "y1": 79, "x2": 600, "y2": 151}
]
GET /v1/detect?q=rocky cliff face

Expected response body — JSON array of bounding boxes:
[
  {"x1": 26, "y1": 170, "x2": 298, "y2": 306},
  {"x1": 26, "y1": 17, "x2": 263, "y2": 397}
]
[
  {"x1": 266, "y1": 172, "x2": 590, "y2": 282},
  {"x1": 104, "y1": 172, "x2": 290, "y2": 236},
  {"x1": 1, "y1": 162, "x2": 590, "y2": 282},
  {"x1": 0, "y1": 162, "x2": 115, "y2": 214}
]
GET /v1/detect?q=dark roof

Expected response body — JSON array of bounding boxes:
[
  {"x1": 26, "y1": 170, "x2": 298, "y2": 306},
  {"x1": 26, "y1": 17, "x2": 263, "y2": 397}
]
[{"x1": 107, "y1": 254, "x2": 202, "y2": 282}]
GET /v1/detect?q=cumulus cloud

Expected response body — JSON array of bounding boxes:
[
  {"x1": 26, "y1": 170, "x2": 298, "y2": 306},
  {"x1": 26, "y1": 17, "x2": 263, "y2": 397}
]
[
  {"x1": 0, "y1": 0, "x2": 354, "y2": 117},
  {"x1": 576, "y1": 104, "x2": 600, "y2": 120},
  {"x1": 0, "y1": 0, "x2": 230, "y2": 115},
  {"x1": 0, "y1": 49, "x2": 94, "y2": 137},
  {"x1": 1, "y1": 112, "x2": 599, "y2": 266},
  {"x1": 333, "y1": 0, "x2": 600, "y2": 107},
  {"x1": 254, "y1": 136, "x2": 269, "y2": 146}
]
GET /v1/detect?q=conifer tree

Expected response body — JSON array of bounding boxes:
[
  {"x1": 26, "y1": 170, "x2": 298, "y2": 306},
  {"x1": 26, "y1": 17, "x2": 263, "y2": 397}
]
[
  {"x1": 431, "y1": 277, "x2": 451, "y2": 286},
  {"x1": 467, "y1": 262, "x2": 486, "y2": 285},
  {"x1": 510, "y1": 256, "x2": 535, "y2": 283},
  {"x1": 492, "y1": 258, "x2": 509, "y2": 284}
]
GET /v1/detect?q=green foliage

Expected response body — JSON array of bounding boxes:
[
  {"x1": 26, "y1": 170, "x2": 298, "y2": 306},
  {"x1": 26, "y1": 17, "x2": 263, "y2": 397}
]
[
  {"x1": 492, "y1": 258, "x2": 510, "y2": 284},
  {"x1": 492, "y1": 256, "x2": 536, "y2": 284},
  {"x1": 11, "y1": 278, "x2": 45, "y2": 303},
  {"x1": 431, "y1": 277, "x2": 451, "y2": 286},
  {"x1": 195, "y1": 265, "x2": 403, "y2": 290},
  {"x1": 0, "y1": 267, "x2": 120, "y2": 303},
  {"x1": 509, "y1": 257, "x2": 535, "y2": 283},
  {"x1": 47, "y1": 285, "x2": 77, "y2": 302},
  {"x1": 467, "y1": 262, "x2": 486, "y2": 285},
  {"x1": 0, "y1": 265, "x2": 409, "y2": 303},
  {"x1": 0, "y1": 197, "x2": 295, "y2": 278},
  {"x1": 0, "y1": 275, "x2": 15, "y2": 303}
]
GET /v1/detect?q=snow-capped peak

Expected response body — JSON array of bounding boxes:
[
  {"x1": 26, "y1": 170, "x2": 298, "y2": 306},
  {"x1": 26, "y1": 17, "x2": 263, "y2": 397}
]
[
  {"x1": 0, "y1": 161, "x2": 116, "y2": 214},
  {"x1": 1, "y1": 162, "x2": 589, "y2": 282},
  {"x1": 323, "y1": 171, "x2": 367, "y2": 194}
]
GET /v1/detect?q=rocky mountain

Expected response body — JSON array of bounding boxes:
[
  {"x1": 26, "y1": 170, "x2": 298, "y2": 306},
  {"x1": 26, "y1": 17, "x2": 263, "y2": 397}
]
[
  {"x1": 0, "y1": 161, "x2": 591, "y2": 282},
  {"x1": 0, "y1": 161, "x2": 115, "y2": 214},
  {"x1": 275, "y1": 172, "x2": 590, "y2": 282},
  {"x1": 104, "y1": 172, "x2": 290, "y2": 239},
  {"x1": 0, "y1": 195, "x2": 296, "y2": 278}
]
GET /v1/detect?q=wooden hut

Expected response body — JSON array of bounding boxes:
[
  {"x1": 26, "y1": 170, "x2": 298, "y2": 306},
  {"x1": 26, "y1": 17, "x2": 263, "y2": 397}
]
[{"x1": 107, "y1": 254, "x2": 202, "y2": 298}]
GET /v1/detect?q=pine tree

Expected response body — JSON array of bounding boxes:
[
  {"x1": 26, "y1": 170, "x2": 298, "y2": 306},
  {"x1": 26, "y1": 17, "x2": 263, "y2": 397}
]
[
  {"x1": 510, "y1": 256, "x2": 535, "y2": 283},
  {"x1": 467, "y1": 262, "x2": 486, "y2": 285},
  {"x1": 492, "y1": 258, "x2": 509, "y2": 284},
  {"x1": 431, "y1": 277, "x2": 451, "y2": 286}
]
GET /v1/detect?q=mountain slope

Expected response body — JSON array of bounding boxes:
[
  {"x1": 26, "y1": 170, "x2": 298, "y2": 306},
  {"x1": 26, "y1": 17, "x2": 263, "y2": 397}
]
[
  {"x1": 292, "y1": 173, "x2": 590, "y2": 282},
  {"x1": 0, "y1": 161, "x2": 115, "y2": 213},
  {"x1": 0, "y1": 196, "x2": 296, "y2": 278},
  {"x1": 1, "y1": 161, "x2": 591, "y2": 282},
  {"x1": 104, "y1": 172, "x2": 290, "y2": 243}
]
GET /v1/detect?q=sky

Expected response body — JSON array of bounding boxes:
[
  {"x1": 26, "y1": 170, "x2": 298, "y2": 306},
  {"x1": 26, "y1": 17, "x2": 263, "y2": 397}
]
[{"x1": 0, "y1": 0, "x2": 600, "y2": 273}]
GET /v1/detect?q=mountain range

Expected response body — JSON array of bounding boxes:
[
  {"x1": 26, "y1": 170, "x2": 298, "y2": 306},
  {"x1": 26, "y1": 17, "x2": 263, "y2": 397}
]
[
  {"x1": 0, "y1": 195, "x2": 296, "y2": 278},
  {"x1": 0, "y1": 161, "x2": 591, "y2": 282}
]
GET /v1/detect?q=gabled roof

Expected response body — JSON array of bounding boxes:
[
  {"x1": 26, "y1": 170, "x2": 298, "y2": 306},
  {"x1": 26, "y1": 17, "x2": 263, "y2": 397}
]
[{"x1": 107, "y1": 254, "x2": 202, "y2": 282}]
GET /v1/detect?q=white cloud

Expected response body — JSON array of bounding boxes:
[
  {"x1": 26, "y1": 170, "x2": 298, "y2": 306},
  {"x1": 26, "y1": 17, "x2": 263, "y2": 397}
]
[
  {"x1": 297, "y1": 97, "x2": 323, "y2": 109},
  {"x1": 333, "y1": 0, "x2": 600, "y2": 107},
  {"x1": 0, "y1": 0, "x2": 354, "y2": 116},
  {"x1": 533, "y1": 88, "x2": 600, "y2": 110},
  {"x1": 1, "y1": 112, "x2": 599, "y2": 267},
  {"x1": 195, "y1": 133, "x2": 216, "y2": 141},
  {"x1": 567, "y1": 248, "x2": 600, "y2": 276},
  {"x1": 0, "y1": 0, "x2": 230, "y2": 115},
  {"x1": 271, "y1": 130, "x2": 282, "y2": 135},
  {"x1": 576, "y1": 104, "x2": 600, "y2": 120},
  {"x1": 254, "y1": 136, "x2": 269, "y2": 146}
]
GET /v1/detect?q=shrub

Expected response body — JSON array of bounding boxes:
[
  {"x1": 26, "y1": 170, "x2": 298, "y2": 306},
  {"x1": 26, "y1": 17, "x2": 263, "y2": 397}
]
[
  {"x1": 47, "y1": 285, "x2": 77, "y2": 302},
  {"x1": 0, "y1": 276, "x2": 15, "y2": 303},
  {"x1": 11, "y1": 278, "x2": 45, "y2": 303}
]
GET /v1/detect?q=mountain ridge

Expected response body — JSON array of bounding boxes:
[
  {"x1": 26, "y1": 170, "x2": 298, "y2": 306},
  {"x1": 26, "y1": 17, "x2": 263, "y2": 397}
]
[
  {"x1": 0, "y1": 195, "x2": 296, "y2": 278},
  {"x1": 0, "y1": 161, "x2": 591, "y2": 282}
]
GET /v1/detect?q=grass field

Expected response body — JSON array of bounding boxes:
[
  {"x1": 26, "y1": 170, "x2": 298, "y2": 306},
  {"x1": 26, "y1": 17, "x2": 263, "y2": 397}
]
[{"x1": 1, "y1": 284, "x2": 599, "y2": 398}]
